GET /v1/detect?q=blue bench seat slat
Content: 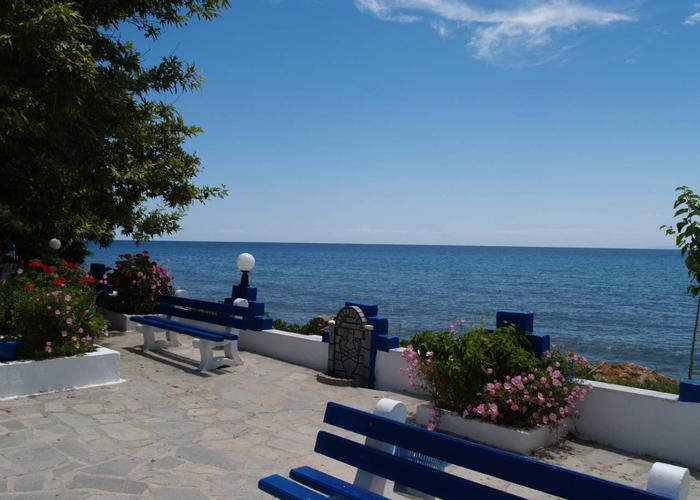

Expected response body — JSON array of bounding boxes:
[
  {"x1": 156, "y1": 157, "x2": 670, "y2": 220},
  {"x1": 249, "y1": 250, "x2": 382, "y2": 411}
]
[
  {"x1": 154, "y1": 304, "x2": 243, "y2": 328},
  {"x1": 314, "y1": 431, "x2": 522, "y2": 500},
  {"x1": 290, "y1": 466, "x2": 387, "y2": 500},
  {"x1": 258, "y1": 474, "x2": 329, "y2": 500},
  {"x1": 131, "y1": 316, "x2": 237, "y2": 342},
  {"x1": 323, "y1": 403, "x2": 665, "y2": 500}
]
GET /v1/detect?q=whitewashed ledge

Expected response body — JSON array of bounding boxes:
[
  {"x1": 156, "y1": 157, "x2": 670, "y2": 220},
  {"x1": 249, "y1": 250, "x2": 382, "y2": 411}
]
[
  {"x1": 97, "y1": 307, "x2": 137, "y2": 332},
  {"x1": 0, "y1": 346, "x2": 122, "y2": 400},
  {"x1": 415, "y1": 403, "x2": 571, "y2": 455}
]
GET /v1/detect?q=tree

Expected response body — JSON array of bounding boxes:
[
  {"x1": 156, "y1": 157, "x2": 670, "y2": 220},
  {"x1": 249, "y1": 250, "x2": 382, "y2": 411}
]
[
  {"x1": 662, "y1": 186, "x2": 700, "y2": 379},
  {"x1": 0, "y1": 0, "x2": 229, "y2": 262}
]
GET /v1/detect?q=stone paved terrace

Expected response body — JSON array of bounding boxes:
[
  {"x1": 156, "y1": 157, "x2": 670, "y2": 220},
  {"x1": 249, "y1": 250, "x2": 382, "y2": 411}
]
[{"x1": 0, "y1": 332, "x2": 698, "y2": 499}]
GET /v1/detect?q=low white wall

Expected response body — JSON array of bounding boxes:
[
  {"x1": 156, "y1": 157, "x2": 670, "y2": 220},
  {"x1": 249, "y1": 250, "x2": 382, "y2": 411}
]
[
  {"x1": 375, "y1": 348, "x2": 427, "y2": 396},
  {"x1": 98, "y1": 308, "x2": 136, "y2": 332},
  {"x1": 0, "y1": 346, "x2": 121, "y2": 400},
  {"x1": 575, "y1": 380, "x2": 700, "y2": 470},
  {"x1": 238, "y1": 329, "x2": 328, "y2": 371}
]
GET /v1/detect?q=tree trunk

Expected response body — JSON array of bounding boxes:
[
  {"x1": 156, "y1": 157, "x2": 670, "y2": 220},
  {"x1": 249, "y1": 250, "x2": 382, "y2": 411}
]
[{"x1": 689, "y1": 298, "x2": 700, "y2": 380}]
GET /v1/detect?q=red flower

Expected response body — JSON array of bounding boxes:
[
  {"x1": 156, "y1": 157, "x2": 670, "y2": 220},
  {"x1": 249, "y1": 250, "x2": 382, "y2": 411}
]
[
  {"x1": 142, "y1": 250, "x2": 149, "y2": 254},
  {"x1": 61, "y1": 259, "x2": 78, "y2": 270},
  {"x1": 85, "y1": 275, "x2": 95, "y2": 283},
  {"x1": 24, "y1": 283, "x2": 36, "y2": 291},
  {"x1": 52, "y1": 276, "x2": 66, "y2": 286}
]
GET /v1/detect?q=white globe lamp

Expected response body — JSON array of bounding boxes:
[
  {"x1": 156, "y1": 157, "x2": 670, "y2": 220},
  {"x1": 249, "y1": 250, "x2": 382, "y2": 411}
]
[
  {"x1": 236, "y1": 253, "x2": 255, "y2": 287},
  {"x1": 48, "y1": 238, "x2": 61, "y2": 250}
]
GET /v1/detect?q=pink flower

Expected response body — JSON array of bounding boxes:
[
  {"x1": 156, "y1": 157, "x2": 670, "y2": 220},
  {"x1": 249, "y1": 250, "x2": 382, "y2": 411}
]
[
  {"x1": 54, "y1": 309, "x2": 61, "y2": 315},
  {"x1": 66, "y1": 318, "x2": 73, "y2": 325},
  {"x1": 61, "y1": 330, "x2": 68, "y2": 337},
  {"x1": 486, "y1": 368, "x2": 493, "y2": 375},
  {"x1": 64, "y1": 294, "x2": 72, "y2": 302}
]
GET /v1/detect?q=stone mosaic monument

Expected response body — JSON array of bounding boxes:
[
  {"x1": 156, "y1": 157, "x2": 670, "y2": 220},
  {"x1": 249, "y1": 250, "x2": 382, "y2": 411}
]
[{"x1": 317, "y1": 305, "x2": 374, "y2": 387}]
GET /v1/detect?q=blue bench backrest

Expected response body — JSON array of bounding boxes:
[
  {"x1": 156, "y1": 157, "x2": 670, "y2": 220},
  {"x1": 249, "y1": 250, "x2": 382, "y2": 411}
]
[
  {"x1": 154, "y1": 295, "x2": 270, "y2": 330},
  {"x1": 319, "y1": 403, "x2": 666, "y2": 500}
]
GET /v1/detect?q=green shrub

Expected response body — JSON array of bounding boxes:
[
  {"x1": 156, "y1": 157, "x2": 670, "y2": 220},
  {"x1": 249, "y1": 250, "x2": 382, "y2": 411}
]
[
  {"x1": 272, "y1": 318, "x2": 317, "y2": 335},
  {"x1": 100, "y1": 251, "x2": 172, "y2": 313},
  {"x1": 404, "y1": 324, "x2": 590, "y2": 428},
  {"x1": 7, "y1": 259, "x2": 108, "y2": 359}
]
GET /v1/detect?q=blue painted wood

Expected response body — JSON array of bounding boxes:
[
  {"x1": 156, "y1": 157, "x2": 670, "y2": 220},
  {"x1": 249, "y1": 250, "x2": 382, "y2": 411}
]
[
  {"x1": 526, "y1": 332, "x2": 551, "y2": 359},
  {"x1": 322, "y1": 403, "x2": 665, "y2": 500},
  {"x1": 314, "y1": 431, "x2": 521, "y2": 500},
  {"x1": 258, "y1": 475, "x2": 328, "y2": 500},
  {"x1": 679, "y1": 379, "x2": 700, "y2": 403},
  {"x1": 250, "y1": 315, "x2": 273, "y2": 331},
  {"x1": 367, "y1": 317, "x2": 388, "y2": 336},
  {"x1": 377, "y1": 335, "x2": 399, "y2": 351},
  {"x1": 231, "y1": 285, "x2": 258, "y2": 301},
  {"x1": 158, "y1": 295, "x2": 256, "y2": 316},
  {"x1": 496, "y1": 311, "x2": 534, "y2": 332},
  {"x1": 154, "y1": 304, "x2": 246, "y2": 329},
  {"x1": 290, "y1": 466, "x2": 387, "y2": 500},
  {"x1": 344, "y1": 302, "x2": 378, "y2": 318},
  {"x1": 130, "y1": 316, "x2": 237, "y2": 342}
]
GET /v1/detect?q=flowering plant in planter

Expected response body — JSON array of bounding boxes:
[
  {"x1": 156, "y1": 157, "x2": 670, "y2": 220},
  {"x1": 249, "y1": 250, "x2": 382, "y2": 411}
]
[
  {"x1": 101, "y1": 251, "x2": 172, "y2": 314},
  {"x1": 5, "y1": 260, "x2": 108, "y2": 360},
  {"x1": 403, "y1": 323, "x2": 590, "y2": 429}
]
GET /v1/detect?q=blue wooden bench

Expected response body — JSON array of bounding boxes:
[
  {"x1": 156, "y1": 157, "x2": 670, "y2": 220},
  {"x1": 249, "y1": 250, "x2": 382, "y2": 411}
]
[
  {"x1": 259, "y1": 400, "x2": 689, "y2": 500},
  {"x1": 131, "y1": 295, "x2": 256, "y2": 371}
]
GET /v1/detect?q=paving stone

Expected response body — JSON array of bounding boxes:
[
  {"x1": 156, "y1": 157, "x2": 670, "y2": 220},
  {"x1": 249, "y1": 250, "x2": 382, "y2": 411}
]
[
  {"x1": 82, "y1": 458, "x2": 139, "y2": 477},
  {"x1": 149, "y1": 456, "x2": 184, "y2": 470},
  {"x1": 151, "y1": 486, "x2": 209, "y2": 500},
  {"x1": 175, "y1": 446, "x2": 241, "y2": 470},
  {"x1": 70, "y1": 474, "x2": 146, "y2": 495},
  {"x1": 0, "y1": 444, "x2": 66, "y2": 474},
  {"x1": 1, "y1": 420, "x2": 26, "y2": 432},
  {"x1": 99, "y1": 423, "x2": 150, "y2": 441},
  {"x1": 11, "y1": 473, "x2": 46, "y2": 492}
]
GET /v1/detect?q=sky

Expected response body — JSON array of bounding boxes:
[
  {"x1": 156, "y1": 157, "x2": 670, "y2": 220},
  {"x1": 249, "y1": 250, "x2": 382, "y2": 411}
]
[{"x1": 130, "y1": 0, "x2": 700, "y2": 248}]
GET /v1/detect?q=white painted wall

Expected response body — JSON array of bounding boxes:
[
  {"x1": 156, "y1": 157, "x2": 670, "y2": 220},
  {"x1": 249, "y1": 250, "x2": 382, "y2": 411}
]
[
  {"x1": 238, "y1": 329, "x2": 328, "y2": 371},
  {"x1": 574, "y1": 380, "x2": 700, "y2": 470},
  {"x1": 0, "y1": 346, "x2": 121, "y2": 400},
  {"x1": 375, "y1": 348, "x2": 427, "y2": 396}
]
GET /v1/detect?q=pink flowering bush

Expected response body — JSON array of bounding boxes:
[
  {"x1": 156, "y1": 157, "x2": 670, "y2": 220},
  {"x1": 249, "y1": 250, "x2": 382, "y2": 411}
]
[
  {"x1": 101, "y1": 251, "x2": 172, "y2": 313},
  {"x1": 403, "y1": 324, "x2": 590, "y2": 429},
  {"x1": 5, "y1": 259, "x2": 108, "y2": 360}
]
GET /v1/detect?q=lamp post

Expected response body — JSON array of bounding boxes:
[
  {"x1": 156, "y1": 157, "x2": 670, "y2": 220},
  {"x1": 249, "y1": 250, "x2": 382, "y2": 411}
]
[{"x1": 236, "y1": 253, "x2": 255, "y2": 288}]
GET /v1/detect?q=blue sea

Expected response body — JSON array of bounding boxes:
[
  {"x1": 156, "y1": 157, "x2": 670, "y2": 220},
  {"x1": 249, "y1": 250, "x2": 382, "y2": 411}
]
[{"x1": 88, "y1": 241, "x2": 697, "y2": 379}]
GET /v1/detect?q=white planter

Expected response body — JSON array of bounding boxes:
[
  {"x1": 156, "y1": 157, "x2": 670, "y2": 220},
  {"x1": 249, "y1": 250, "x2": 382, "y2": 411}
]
[
  {"x1": 0, "y1": 346, "x2": 121, "y2": 400},
  {"x1": 98, "y1": 307, "x2": 137, "y2": 331},
  {"x1": 415, "y1": 403, "x2": 570, "y2": 455}
]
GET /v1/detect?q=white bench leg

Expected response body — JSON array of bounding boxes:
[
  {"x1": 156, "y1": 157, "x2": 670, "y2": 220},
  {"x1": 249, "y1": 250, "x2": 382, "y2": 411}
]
[
  {"x1": 137, "y1": 325, "x2": 181, "y2": 351},
  {"x1": 193, "y1": 339, "x2": 243, "y2": 372},
  {"x1": 353, "y1": 398, "x2": 407, "y2": 495}
]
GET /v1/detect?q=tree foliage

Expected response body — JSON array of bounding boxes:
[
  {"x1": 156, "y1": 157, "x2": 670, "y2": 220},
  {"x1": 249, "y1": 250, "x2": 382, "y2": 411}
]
[
  {"x1": 0, "y1": 0, "x2": 229, "y2": 262},
  {"x1": 662, "y1": 186, "x2": 700, "y2": 298},
  {"x1": 662, "y1": 185, "x2": 700, "y2": 379}
]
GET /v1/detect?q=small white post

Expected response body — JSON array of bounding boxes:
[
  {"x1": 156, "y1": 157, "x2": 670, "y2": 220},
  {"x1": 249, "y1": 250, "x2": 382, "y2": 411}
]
[{"x1": 647, "y1": 462, "x2": 690, "y2": 500}]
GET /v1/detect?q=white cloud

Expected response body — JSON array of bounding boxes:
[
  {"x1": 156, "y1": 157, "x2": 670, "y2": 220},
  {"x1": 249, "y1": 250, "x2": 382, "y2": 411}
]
[
  {"x1": 684, "y1": 10, "x2": 700, "y2": 25},
  {"x1": 354, "y1": 0, "x2": 633, "y2": 62}
]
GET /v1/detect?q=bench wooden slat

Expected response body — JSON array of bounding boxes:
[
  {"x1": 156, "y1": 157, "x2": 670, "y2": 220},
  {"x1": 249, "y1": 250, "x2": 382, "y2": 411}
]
[
  {"x1": 157, "y1": 294, "x2": 263, "y2": 316},
  {"x1": 154, "y1": 304, "x2": 243, "y2": 328},
  {"x1": 131, "y1": 316, "x2": 237, "y2": 342},
  {"x1": 314, "y1": 431, "x2": 522, "y2": 500},
  {"x1": 323, "y1": 403, "x2": 666, "y2": 500},
  {"x1": 290, "y1": 466, "x2": 387, "y2": 500},
  {"x1": 258, "y1": 474, "x2": 329, "y2": 500}
]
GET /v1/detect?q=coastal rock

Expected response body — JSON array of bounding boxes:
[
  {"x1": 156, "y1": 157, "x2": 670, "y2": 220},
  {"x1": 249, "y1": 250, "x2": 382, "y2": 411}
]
[
  {"x1": 590, "y1": 362, "x2": 677, "y2": 388},
  {"x1": 309, "y1": 315, "x2": 332, "y2": 334}
]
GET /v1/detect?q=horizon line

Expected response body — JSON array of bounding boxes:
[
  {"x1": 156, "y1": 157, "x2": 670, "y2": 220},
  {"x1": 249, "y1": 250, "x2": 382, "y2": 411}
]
[{"x1": 106, "y1": 239, "x2": 679, "y2": 252}]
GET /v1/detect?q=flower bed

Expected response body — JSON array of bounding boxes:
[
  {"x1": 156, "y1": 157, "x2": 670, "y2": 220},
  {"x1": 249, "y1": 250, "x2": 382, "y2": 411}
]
[
  {"x1": 0, "y1": 259, "x2": 108, "y2": 361},
  {"x1": 98, "y1": 251, "x2": 172, "y2": 314},
  {"x1": 0, "y1": 345, "x2": 121, "y2": 400},
  {"x1": 402, "y1": 322, "x2": 590, "y2": 450},
  {"x1": 415, "y1": 403, "x2": 571, "y2": 455}
]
